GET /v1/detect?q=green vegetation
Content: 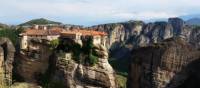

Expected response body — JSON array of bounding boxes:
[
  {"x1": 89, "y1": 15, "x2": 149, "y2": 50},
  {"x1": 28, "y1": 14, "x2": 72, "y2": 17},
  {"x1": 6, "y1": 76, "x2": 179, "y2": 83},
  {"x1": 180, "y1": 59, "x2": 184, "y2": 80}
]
[
  {"x1": 88, "y1": 53, "x2": 98, "y2": 66},
  {"x1": 193, "y1": 25, "x2": 200, "y2": 29},
  {"x1": 19, "y1": 18, "x2": 62, "y2": 26},
  {"x1": 0, "y1": 27, "x2": 24, "y2": 46},
  {"x1": 82, "y1": 37, "x2": 99, "y2": 66},
  {"x1": 109, "y1": 58, "x2": 128, "y2": 76},
  {"x1": 59, "y1": 37, "x2": 99, "y2": 66},
  {"x1": 109, "y1": 58, "x2": 129, "y2": 88},
  {"x1": 71, "y1": 43, "x2": 82, "y2": 62},
  {"x1": 49, "y1": 39, "x2": 59, "y2": 50},
  {"x1": 39, "y1": 73, "x2": 65, "y2": 88},
  {"x1": 116, "y1": 74, "x2": 127, "y2": 88}
]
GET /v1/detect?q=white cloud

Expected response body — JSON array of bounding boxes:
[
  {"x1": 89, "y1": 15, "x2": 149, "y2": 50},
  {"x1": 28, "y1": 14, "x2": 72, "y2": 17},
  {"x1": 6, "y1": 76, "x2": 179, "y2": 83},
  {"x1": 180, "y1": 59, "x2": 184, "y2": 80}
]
[
  {"x1": 112, "y1": 11, "x2": 179, "y2": 20},
  {"x1": 0, "y1": 0, "x2": 200, "y2": 25}
]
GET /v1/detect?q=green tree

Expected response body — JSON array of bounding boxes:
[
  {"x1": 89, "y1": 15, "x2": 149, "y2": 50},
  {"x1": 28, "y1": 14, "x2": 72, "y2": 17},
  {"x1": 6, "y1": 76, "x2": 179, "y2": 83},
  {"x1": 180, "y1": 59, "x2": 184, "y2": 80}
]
[
  {"x1": 88, "y1": 53, "x2": 98, "y2": 66},
  {"x1": 82, "y1": 37, "x2": 98, "y2": 66},
  {"x1": 0, "y1": 28, "x2": 23, "y2": 45},
  {"x1": 49, "y1": 39, "x2": 59, "y2": 50}
]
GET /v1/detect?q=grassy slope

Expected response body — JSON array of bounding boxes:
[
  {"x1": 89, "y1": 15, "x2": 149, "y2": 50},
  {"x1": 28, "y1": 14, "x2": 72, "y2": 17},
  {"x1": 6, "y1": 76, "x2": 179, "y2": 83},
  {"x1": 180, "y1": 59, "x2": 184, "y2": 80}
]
[
  {"x1": 109, "y1": 58, "x2": 129, "y2": 88},
  {"x1": 19, "y1": 18, "x2": 62, "y2": 26}
]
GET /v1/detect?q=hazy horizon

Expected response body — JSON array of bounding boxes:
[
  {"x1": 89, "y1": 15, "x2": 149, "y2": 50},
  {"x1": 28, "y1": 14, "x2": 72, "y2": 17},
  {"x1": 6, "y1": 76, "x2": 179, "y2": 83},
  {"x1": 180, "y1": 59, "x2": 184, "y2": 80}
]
[{"x1": 1, "y1": 0, "x2": 200, "y2": 26}]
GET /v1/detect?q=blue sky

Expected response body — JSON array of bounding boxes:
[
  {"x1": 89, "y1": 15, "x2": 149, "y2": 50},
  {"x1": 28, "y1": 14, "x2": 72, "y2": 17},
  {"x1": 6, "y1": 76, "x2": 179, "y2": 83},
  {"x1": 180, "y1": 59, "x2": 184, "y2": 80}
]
[{"x1": 0, "y1": 0, "x2": 200, "y2": 26}]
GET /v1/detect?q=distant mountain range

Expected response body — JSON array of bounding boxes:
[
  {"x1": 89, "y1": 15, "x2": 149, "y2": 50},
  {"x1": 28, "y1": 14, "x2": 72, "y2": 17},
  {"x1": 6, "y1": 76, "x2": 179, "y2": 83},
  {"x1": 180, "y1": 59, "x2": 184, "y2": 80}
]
[
  {"x1": 180, "y1": 14, "x2": 200, "y2": 20},
  {"x1": 19, "y1": 17, "x2": 200, "y2": 27},
  {"x1": 185, "y1": 18, "x2": 200, "y2": 25}
]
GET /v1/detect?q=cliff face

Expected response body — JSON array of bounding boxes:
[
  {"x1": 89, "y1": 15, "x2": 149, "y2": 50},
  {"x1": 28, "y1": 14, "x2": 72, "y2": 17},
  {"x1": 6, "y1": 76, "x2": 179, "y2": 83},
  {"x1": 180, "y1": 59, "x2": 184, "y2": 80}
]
[
  {"x1": 85, "y1": 18, "x2": 200, "y2": 81},
  {"x1": 15, "y1": 40, "x2": 52, "y2": 82},
  {"x1": 127, "y1": 38, "x2": 200, "y2": 88},
  {"x1": 89, "y1": 18, "x2": 199, "y2": 54},
  {"x1": 189, "y1": 26, "x2": 200, "y2": 49},
  {"x1": 90, "y1": 21, "x2": 144, "y2": 51},
  {"x1": 0, "y1": 38, "x2": 15, "y2": 86},
  {"x1": 14, "y1": 38, "x2": 117, "y2": 88},
  {"x1": 53, "y1": 44, "x2": 117, "y2": 88}
]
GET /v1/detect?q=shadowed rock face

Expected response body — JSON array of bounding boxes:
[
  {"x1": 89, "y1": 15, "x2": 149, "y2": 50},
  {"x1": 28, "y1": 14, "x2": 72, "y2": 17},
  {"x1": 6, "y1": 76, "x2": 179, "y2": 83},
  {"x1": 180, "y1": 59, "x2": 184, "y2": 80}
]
[
  {"x1": 127, "y1": 37, "x2": 200, "y2": 88},
  {"x1": 168, "y1": 58, "x2": 200, "y2": 88},
  {"x1": 0, "y1": 37, "x2": 15, "y2": 86},
  {"x1": 15, "y1": 40, "x2": 52, "y2": 82},
  {"x1": 189, "y1": 27, "x2": 200, "y2": 49}
]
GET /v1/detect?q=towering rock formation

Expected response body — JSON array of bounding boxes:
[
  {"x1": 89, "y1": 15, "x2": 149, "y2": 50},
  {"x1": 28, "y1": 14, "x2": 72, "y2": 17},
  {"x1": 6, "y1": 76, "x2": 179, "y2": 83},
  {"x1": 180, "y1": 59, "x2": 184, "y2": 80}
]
[
  {"x1": 127, "y1": 37, "x2": 200, "y2": 88},
  {"x1": 168, "y1": 18, "x2": 185, "y2": 36},
  {"x1": 189, "y1": 26, "x2": 200, "y2": 49},
  {"x1": 89, "y1": 18, "x2": 200, "y2": 60},
  {"x1": 14, "y1": 37, "x2": 117, "y2": 88},
  {"x1": 0, "y1": 38, "x2": 15, "y2": 86},
  {"x1": 90, "y1": 21, "x2": 144, "y2": 50},
  {"x1": 53, "y1": 44, "x2": 117, "y2": 88}
]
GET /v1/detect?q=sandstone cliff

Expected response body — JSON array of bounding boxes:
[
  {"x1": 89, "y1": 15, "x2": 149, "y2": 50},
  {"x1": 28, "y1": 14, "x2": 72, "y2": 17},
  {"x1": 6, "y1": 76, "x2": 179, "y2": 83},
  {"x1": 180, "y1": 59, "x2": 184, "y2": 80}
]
[
  {"x1": 89, "y1": 18, "x2": 199, "y2": 56},
  {"x1": 127, "y1": 37, "x2": 200, "y2": 88},
  {"x1": 0, "y1": 37, "x2": 15, "y2": 86},
  {"x1": 90, "y1": 21, "x2": 144, "y2": 51},
  {"x1": 52, "y1": 44, "x2": 117, "y2": 88},
  {"x1": 15, "y1": 40, "x2": 52, "y2": 83},
  {"x1": 13, "y1": 37, "x2": 117, "y2": 88}
]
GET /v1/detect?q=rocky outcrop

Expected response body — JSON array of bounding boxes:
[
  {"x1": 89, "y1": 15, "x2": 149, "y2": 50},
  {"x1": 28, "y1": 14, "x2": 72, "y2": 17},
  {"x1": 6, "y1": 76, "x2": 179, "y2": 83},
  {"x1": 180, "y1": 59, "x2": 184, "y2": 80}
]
[
  {"x1": 89, "y1": 18, "x2": 200, "y2": 60},
  {"x1": 14, "y1": 37, "x2": 117, "y2": 87},
  {"x1": 15, "y1": 40, "x2": 52, "y2": 82},
  {"x1": 168, "y1": 18, "x2": 185, "y2": 36},
  {"x1": 189, "y1": 26, "x2": 200, "y2": 49},
  {"x1": 53, "y1": 44, "x2": 117, "y2": 88},
  {"x1": 0, "y1": 37, "x2": 15, "y2": 86},
  {"x1": 127, "y1": 37, "x2": 200, "y2": 88},
  {"x1": 90, "y1": 21, "x2": 144, "y2": 50}
]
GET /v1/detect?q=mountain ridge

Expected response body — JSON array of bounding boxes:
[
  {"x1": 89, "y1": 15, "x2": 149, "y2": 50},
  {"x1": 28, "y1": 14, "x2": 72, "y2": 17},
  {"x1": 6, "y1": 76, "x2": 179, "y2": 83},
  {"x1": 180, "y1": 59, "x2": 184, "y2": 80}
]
[
  {"x1": 186, "y1": 17, "x2": 200, "y2": 25},
  {"x1": 19, "y1": 18, "x2": 62, "y2": 26}
]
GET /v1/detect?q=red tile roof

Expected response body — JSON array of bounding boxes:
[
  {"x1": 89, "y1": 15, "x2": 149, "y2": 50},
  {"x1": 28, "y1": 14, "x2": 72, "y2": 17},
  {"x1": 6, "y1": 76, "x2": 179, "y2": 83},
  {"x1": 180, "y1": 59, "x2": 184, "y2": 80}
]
[
  {"x1": 22, "y1": 28, "x2": 63, "y2": 36},
  {"x1": 60, "y1": 31, "x2": 78, "y2": 36},
  {"x1": 48, "y1": 28, "x2": 63, "y2": 35},
  {"x1": 22, "y1": 29, "x2": 47, "y2": 36},
  {"x1": 21, "y1": 27, "x2": 107, "y2": 37},
  {"x1": 61, "y1": 29, "x2": 107, "y2": 36}
]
